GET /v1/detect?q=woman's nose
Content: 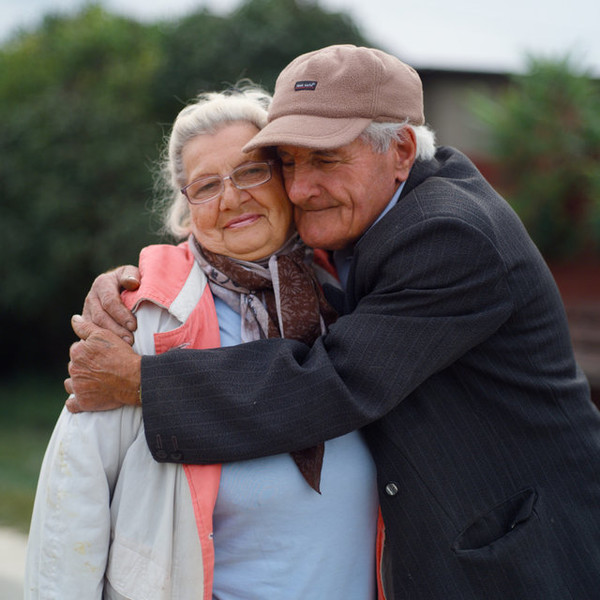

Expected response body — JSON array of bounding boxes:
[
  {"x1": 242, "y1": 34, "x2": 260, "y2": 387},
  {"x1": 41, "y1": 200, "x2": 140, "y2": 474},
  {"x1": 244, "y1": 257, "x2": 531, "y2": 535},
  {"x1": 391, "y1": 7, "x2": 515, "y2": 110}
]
[{"x1": 219, "y1": 178, "x2": 245, "y2": 209}]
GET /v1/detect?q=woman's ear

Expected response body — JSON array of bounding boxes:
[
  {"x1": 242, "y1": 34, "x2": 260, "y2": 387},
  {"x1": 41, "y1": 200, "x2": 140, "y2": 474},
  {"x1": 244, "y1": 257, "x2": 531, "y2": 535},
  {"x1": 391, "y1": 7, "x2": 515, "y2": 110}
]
[{"x1": 392, "y1": 126, "x2": 417, "y2": 183}]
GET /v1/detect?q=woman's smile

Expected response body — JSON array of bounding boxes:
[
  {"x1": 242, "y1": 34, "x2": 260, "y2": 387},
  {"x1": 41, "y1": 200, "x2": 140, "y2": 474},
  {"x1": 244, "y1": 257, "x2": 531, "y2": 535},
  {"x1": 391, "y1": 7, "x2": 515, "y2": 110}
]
[{"x1": 224, "y1": 213, "x2": 262, "y2": 229}]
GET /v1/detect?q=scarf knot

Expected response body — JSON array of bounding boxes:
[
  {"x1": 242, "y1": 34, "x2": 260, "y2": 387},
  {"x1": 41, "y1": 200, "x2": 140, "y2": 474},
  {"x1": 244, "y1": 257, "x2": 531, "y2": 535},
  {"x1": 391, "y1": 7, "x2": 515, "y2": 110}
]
[{"x1": 190, "y1": 234, "x2": 337, "y2": 492}]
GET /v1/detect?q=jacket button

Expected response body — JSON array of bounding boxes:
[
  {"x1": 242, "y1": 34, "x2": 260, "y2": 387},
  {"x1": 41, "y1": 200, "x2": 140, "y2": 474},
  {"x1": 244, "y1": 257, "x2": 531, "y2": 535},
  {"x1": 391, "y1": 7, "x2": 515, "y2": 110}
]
[
  {"x1": 385, "y1": 482, "x2": 399, "y2": 496},
  {"x1": 155, "y1": 449, "x2": 168, "y2": 460},
  {"x1": 170, "y1": 452, "x2": 183, "y2": 460}
]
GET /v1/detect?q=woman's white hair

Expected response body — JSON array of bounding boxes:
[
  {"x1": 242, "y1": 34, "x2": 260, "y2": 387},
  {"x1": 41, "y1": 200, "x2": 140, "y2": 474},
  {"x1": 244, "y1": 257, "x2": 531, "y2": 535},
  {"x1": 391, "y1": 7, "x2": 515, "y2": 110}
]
[
  {"x1": 156, "y1": 82, "x2": 272, "y2": 239},
  {"x1": 360, "y1": 121, "x2": 437, "y2": 160}
]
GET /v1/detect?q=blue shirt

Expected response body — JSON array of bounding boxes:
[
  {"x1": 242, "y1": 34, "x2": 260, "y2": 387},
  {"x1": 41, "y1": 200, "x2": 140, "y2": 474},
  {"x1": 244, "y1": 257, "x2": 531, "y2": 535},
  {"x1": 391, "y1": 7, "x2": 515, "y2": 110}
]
[
  {"x1": 211, "y1": 297, "x2": 379, "y2": 600},
  {"x1": 334, "y1": 182, "x2": 405, "y2": 290}
]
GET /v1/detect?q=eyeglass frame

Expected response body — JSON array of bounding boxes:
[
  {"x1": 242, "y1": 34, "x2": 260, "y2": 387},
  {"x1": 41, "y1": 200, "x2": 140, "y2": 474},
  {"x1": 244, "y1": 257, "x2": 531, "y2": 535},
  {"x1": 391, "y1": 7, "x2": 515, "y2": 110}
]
[{"x1": 180, "y1": 159, "x2": 278, "y2": 205}]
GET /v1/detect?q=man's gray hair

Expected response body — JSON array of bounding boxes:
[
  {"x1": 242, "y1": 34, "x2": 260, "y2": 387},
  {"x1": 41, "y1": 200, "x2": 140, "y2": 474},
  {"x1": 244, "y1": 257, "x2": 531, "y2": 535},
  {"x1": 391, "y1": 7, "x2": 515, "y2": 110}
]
[{"x1": 360, "y1": 122, "x2": 436, "y2": 160}]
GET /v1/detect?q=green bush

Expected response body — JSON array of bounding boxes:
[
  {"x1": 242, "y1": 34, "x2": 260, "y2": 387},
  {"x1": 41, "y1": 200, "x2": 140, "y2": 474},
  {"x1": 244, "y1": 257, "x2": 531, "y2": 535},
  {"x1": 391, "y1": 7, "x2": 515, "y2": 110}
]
[
  {"x1": 0, "y1": 373, "x2": 65, "y2": 532},
  {"x1": 0, "y1": 6, "x2": 164, "y2": 371},
  {"x1": 472, "y1": 56, "x2": 600, "y2": 260},
  {"x1": 0, "y1": 0, "x2": 369, "y2": 374}
]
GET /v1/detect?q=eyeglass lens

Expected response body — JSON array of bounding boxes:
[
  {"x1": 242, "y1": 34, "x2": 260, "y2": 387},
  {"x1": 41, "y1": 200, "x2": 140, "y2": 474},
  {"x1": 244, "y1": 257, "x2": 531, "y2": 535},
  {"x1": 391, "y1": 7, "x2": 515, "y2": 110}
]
[{"x1": 184, "y1": 162, "x2": 272, "y2": 203}]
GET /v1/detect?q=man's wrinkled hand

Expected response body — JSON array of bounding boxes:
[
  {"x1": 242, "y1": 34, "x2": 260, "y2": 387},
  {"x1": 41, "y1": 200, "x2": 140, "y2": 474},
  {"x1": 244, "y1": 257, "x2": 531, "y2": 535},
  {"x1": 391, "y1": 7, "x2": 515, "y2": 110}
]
[
  {"x1": 65, "y1": 315, "x2": 141, "y2": 413},
  {"x1": 82, "y1": 265, "x2": 140, "y2": 345}
]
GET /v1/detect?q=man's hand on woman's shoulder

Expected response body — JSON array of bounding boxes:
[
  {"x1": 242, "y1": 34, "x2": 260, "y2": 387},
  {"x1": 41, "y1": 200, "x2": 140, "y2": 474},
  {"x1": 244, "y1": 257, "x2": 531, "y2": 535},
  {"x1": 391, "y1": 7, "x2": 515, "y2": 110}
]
[
  {"x1": 65, "y1": 316, "x2": 142, "y2": 413},
  {"x1": 82, "y1": 265, "x2": 141, "y2": 344}
]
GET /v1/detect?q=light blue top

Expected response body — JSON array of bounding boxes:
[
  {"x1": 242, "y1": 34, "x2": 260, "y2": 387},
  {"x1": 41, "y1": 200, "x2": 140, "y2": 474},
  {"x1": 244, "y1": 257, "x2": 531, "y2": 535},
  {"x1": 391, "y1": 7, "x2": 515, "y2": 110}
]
[{"x1": 211, "y1": 296, "x2": 379, "y2": 600}]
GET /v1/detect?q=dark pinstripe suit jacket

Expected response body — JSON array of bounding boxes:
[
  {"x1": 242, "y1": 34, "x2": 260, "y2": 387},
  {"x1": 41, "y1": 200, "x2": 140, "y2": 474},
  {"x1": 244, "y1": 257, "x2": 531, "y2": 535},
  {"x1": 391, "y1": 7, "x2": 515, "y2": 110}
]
[{"x1": 142, "y1": 147, "x2": 600, "y2": 598}]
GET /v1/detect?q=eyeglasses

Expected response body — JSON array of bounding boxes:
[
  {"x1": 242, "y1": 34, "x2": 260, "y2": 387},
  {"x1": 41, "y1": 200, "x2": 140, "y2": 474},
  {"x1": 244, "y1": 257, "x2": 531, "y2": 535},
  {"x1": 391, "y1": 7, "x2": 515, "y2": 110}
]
[{"x1": 181, "y1": 160, "x2": 276, "y2": 205}]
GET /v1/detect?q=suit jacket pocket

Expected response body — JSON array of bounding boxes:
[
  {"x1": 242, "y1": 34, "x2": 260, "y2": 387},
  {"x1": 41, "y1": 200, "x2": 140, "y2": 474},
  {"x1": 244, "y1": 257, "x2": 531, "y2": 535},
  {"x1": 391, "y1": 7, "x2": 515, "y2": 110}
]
[
  {"x1": 452, "y1": 487, "x2": 537, "y2": 553},
  {"x1": 450, "y1": 488, "x2": 581, "y2": 598}
]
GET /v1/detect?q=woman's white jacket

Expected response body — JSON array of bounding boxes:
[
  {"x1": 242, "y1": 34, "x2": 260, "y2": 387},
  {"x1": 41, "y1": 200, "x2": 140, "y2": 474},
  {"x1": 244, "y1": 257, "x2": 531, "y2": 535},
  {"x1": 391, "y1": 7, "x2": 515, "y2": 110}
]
[{"x1": 25, "y1": 242, "x2": 222, "y2": 600}]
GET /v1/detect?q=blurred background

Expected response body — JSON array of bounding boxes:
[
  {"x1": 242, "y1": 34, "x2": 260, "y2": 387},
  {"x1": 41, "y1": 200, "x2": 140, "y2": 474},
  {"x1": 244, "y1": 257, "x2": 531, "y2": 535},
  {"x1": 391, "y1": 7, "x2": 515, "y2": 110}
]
[{"x1": 1, "y1": 0, "x2": 599, "y2": 588}]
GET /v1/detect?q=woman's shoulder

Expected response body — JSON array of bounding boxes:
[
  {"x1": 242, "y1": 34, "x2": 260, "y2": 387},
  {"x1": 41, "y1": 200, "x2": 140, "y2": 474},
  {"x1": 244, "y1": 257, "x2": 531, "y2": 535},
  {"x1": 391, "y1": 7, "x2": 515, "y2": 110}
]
[
  {"x1": 123, "y1": 241, "x2": 208, "y2": 312},
  {"x1": 137, "y1": 241, "x2": 197, "y2": 288}
]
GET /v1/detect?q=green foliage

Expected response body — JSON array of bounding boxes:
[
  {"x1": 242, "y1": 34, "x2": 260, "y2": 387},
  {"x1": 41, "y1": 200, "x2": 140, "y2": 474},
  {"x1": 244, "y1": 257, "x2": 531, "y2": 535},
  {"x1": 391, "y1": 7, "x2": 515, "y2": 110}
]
[
  {"x1": 0, "y1": 0, "x2": 371, "y2": 373},
  {"x1": 150, "y1": 0, "x2": 368, "y2": 121},
  {"x1": 0, "y1": 373, "x2": 65, "y2": 532},
  {"x1": 0, "y1": 5, "x2": 164, "y2": 369},
  {"x1": 471, "y1": 56, "x2": 600, "y2": 259}
]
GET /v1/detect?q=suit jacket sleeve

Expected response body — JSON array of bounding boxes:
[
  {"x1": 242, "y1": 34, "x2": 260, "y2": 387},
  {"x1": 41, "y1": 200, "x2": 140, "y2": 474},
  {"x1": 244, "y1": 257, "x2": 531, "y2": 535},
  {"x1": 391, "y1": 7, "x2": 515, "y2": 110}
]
[{"x1": 141, "y1": 201, "x2": 514, "y2": 464}]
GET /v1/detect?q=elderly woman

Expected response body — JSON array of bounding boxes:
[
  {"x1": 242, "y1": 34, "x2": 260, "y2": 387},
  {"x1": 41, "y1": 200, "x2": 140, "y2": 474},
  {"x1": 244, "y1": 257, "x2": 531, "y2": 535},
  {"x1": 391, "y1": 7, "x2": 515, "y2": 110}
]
[{"x1": 25, "y1": 86, "x2": 379, "y2": 599}]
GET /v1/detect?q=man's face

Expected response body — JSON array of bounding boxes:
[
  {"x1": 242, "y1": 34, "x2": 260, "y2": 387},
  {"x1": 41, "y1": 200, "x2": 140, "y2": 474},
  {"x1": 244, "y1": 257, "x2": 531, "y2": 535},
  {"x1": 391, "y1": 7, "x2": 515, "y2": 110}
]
[{"x1": 277, "y1": 134, "x2": 414, "y2": 250}]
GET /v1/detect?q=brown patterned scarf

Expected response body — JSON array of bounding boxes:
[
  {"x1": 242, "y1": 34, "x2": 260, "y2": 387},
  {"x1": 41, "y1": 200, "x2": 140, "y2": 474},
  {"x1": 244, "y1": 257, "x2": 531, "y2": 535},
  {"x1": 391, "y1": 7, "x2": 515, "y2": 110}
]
[{"x1": 191, "y1": 235, "x2": 337, "y2": 493}]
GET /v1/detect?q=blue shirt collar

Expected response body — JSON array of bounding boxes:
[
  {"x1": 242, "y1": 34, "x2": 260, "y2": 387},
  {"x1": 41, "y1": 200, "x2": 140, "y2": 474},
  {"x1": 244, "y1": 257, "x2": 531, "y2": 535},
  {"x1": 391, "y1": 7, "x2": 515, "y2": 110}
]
[{"x1": 333, "y1": 181, "x2": 405, "y2": 290}]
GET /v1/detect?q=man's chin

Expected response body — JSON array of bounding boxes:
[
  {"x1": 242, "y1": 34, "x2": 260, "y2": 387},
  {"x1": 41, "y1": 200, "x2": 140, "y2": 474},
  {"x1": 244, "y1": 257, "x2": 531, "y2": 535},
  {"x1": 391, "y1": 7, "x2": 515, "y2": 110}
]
[{"x1": 296, "y1": 229, "x2": 348, "y2": 251}]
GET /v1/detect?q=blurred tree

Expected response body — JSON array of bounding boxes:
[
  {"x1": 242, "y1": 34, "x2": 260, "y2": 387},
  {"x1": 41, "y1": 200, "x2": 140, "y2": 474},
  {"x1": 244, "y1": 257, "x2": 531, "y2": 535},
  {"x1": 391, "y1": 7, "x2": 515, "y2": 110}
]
[
  {"x1": 0, "y1": 0, "x2": 372, "y2": 373},
  {"x1": 0, "y1": 5, "x2": 164, "y2": 370},
  {"x1": 471, "y1": 56, "x2": 600, "y2": 260},
  {"x1": 150, "y1": 0, "x2": 368, "y2": 121}
]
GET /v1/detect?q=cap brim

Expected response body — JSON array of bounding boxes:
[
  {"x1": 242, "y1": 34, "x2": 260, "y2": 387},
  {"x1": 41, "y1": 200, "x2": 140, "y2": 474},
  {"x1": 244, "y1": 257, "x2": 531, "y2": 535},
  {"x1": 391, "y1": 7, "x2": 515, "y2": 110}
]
[{"x1": 243, "y1": 115, "x2": 372, "y2": 152}]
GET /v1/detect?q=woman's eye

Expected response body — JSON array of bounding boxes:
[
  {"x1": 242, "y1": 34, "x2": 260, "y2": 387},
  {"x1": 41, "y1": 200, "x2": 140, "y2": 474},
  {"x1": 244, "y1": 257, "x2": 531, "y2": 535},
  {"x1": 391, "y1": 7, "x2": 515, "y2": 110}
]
[
  {"x1": 240, "y1": 165, "x2": 260, "y2": 175},
  {"x1": 195, "y1": 181, "x2": 220, "y2": 196}
]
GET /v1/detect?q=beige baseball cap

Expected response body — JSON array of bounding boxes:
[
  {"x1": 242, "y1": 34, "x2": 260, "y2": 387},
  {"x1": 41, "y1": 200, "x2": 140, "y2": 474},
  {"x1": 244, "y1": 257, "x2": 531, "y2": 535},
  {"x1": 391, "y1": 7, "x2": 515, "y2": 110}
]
[{"x1": 244, "y1": 44, "x2": 424, "y2": 152}]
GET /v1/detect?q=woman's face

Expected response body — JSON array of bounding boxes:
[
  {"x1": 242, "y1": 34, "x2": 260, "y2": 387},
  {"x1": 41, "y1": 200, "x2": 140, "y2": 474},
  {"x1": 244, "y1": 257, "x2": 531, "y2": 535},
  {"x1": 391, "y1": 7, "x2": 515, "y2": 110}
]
[{"x1": 182, "y1": 122, "x2": 294, "y2": 261}]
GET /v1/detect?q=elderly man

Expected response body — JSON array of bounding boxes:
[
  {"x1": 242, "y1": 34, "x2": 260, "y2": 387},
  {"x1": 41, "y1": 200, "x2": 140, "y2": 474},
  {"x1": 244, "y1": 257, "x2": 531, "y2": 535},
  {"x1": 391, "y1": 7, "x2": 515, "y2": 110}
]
[{"x1": 67, "y1": 45, "x2": 600, "y2": 598}]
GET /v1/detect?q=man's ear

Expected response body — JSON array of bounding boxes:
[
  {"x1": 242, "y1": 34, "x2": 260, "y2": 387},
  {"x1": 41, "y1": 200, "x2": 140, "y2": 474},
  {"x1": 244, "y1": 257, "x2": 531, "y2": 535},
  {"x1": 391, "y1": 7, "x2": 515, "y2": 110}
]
[{"x1": 392, "y1": 126, "x2": 417, "y2": 183}]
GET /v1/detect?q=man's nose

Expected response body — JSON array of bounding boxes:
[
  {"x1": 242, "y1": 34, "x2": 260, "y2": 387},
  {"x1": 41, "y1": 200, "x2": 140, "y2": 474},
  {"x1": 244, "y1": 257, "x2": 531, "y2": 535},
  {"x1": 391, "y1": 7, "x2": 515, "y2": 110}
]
[{"x1": 284, "y1": 168, "x2": 318, "y2": 204}]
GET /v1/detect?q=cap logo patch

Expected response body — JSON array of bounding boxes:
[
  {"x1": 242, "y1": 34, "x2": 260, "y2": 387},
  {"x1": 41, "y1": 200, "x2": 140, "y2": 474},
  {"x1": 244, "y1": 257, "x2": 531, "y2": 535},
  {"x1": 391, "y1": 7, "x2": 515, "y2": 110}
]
[{"x1": 294, "y1": 80, "x2": 317, "y2": 91}]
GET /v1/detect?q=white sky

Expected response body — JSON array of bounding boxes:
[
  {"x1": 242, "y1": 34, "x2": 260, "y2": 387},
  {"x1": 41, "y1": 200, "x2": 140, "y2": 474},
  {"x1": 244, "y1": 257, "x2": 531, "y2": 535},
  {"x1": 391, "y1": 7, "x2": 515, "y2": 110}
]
[{"x1": 1, "y1": 0, "x2": 599, "y2": 75}]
